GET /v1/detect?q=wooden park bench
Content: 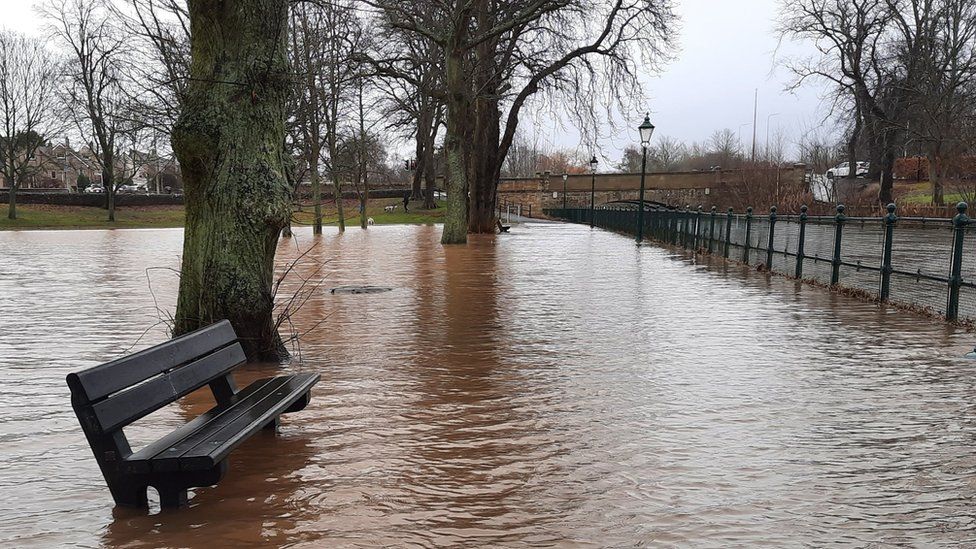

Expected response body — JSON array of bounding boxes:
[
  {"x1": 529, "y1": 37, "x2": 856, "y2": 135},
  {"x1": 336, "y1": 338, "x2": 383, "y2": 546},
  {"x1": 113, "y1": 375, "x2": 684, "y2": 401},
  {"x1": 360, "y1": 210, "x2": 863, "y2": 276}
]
[
  {"x1": 496, "y1": 219, "x2": 511, "y2": 233},
  {"x1": 66, "y1": 320, "x2": 320, "y2": 509}
]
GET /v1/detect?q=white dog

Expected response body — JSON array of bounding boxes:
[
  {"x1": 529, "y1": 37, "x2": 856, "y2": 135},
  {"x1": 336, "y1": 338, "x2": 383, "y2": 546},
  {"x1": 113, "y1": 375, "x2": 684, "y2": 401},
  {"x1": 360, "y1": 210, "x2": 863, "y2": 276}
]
[
  {"x1": 367, "y1": 217, "x2": 375, "y2": 225},
  {"x1": 383, "y1": 204, "x2": 398, "y2": 213}
]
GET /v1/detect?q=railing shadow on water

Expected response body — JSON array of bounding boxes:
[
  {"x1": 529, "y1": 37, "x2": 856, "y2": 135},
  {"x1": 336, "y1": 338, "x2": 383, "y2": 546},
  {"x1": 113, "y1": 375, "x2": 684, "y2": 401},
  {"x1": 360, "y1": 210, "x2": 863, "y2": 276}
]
[{"x1": 546, "y1": 202, "x2": 976, "y2": 327}]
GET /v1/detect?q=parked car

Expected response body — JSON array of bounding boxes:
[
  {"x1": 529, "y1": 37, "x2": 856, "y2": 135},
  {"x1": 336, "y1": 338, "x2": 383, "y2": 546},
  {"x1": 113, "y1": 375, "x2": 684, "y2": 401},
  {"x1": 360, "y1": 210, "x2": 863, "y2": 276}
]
[
  {"x1": 86, "y1": 185, "x2": 104, "y2": 193},
  {"x1": 826, "y1": 161, "x2": 869, "y2": 179}
]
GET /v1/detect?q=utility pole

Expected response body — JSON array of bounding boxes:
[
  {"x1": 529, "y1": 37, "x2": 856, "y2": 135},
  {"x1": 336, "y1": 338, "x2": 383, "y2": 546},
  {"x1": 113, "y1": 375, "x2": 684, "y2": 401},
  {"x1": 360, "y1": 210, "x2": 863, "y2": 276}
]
[{"x1": 751, "y1": 88, "x2": 758, "y2": 163}]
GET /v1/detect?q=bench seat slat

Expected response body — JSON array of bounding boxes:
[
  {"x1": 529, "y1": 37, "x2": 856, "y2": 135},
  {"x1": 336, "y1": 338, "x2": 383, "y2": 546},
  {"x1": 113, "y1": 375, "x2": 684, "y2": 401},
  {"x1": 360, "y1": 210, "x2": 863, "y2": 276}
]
[
  {"x1": 173, "y1": 374, "x2": 319, "y2": 471},
  {"x1": 69, "y1": 320, "x2": 238, "y2": 402},
  {"x1": 123, "y1": 376, "x2": 282, "y2": 474},
  {"x1": 127, "y1": 373, "x2": 319, "y2": 473},
  {"x1": 90, "y1": 343, "x2": 246, "y2": 434}
]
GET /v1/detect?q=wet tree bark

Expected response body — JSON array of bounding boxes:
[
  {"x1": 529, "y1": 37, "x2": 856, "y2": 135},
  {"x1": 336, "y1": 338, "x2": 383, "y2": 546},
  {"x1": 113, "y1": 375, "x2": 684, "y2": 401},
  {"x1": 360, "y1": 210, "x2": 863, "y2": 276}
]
[
  {"x1": 441, "y1": 44, "x2": 470, "y2": 244},
  {"x1": 171, "y1": 0, "x2": 291, "y2": 361}
]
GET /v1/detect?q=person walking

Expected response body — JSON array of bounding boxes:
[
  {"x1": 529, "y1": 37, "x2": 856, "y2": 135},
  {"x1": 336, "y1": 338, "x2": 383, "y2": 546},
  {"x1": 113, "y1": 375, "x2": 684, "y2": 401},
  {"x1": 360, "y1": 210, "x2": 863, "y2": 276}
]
[{"x1": 403, "y1": 192, "x2": 410, "y2": 212}]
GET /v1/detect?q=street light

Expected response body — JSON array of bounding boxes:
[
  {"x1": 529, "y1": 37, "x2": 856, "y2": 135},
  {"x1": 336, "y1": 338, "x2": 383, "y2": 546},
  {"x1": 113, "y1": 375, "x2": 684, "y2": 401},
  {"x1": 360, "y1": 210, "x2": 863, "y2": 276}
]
[
  {"x1": 562, "y1": 173, "x2": 568, "y2": 211},
  {"x1": 589, "y1": 155, "x2": 598, "y2": 228},
  {"x1": 636, "y1": 114, "x2": 655, "y2": 242}
]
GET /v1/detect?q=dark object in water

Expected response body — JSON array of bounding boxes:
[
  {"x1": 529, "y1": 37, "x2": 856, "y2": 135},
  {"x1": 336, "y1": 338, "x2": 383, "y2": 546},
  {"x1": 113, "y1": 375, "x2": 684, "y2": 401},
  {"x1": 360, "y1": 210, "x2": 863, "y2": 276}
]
[{"x1": 330, "y1": 285, "x2": 394, "y2": 294}]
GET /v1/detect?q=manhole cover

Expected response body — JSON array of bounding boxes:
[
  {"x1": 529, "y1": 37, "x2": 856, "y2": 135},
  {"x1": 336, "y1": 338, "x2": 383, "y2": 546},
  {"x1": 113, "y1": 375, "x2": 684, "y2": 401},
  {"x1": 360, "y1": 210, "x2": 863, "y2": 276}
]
[{"x1": 329, "y1": 285, "x2": 394, "y2": 295}]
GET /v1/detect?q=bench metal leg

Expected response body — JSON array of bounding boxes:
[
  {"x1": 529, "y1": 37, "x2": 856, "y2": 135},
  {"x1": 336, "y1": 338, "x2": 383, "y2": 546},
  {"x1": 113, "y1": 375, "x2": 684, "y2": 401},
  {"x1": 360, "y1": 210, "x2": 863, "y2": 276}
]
[
  {"x1": 263, "y1": 416, "x2": 280, "y2": 431},
  {"x1": 284, "y1": 391, "x2": 311, "y2": 413},
  {"x1": 110, "y1": 482, "x2": 149, "y2": 508},
  {"x1": 158, "y1": 487, "x2": 188, "y2": 508}
]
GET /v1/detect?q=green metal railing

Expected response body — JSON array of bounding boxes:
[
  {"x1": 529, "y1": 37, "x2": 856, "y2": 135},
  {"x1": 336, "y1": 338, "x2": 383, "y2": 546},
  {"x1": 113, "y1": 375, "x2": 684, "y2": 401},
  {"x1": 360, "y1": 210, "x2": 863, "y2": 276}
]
[{"x1": 546, "y1": 202, "x2": 976, "y2": 324}]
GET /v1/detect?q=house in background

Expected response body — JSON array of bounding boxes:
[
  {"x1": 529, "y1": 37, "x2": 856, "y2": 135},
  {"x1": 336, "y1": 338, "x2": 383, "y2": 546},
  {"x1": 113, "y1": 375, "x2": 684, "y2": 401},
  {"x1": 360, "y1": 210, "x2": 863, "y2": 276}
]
[{"x1": 0, "y1": 140, "x2": 183, "y2": 193}]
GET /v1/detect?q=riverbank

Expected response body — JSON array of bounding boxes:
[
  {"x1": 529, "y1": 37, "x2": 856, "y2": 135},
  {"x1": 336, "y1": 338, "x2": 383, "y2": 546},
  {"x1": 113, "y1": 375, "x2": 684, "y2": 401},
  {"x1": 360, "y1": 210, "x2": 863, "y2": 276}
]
[{"x1": 0, "y1": 199, "x2": 446, "y2": 230}]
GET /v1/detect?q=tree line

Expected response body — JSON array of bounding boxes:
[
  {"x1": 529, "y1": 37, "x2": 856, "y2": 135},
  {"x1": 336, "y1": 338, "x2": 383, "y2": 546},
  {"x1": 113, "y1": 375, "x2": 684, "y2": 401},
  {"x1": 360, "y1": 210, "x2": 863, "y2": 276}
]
[{"x1": 780, "y1": 0, "x2": 976, "y2": 205}]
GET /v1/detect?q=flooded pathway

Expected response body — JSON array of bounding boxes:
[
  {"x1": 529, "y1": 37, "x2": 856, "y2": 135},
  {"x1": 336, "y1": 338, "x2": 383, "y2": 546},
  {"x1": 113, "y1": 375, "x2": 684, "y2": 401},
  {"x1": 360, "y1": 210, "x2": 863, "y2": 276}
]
[{"x1": 2, "y1": 223, "x2": 976, "y2": 547}]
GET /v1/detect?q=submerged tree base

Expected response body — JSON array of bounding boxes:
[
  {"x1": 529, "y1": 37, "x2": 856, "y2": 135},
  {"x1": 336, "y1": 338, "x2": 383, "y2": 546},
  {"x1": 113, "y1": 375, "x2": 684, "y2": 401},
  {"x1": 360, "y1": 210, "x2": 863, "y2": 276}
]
[{"x1": 171, "y1": 0, "x2": 292, "y2": 362}]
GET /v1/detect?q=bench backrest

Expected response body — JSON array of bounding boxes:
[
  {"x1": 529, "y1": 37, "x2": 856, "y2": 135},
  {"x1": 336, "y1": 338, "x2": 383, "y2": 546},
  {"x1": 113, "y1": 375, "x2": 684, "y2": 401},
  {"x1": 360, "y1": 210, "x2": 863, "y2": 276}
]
[{"x1": 66, "y1": 320, "x2": 245, "y2": 435}]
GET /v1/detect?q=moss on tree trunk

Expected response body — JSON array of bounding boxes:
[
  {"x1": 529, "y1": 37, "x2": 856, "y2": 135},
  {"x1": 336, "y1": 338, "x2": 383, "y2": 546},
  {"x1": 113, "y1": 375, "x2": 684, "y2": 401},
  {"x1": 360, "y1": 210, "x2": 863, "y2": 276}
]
[
  {"x1": 172, "y1": 0, "x2": 292, "y2": 361},
  {"x1": 441, "y1": 47, "x2": 469, "y2": 245}
]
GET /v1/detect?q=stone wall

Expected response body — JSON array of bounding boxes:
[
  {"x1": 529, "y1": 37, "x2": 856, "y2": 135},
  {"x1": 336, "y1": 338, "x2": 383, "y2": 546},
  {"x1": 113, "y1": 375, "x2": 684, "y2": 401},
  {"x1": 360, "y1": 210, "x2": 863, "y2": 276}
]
[{"x1": 498, "y1": 166, "x2": 809, "y2": 215}]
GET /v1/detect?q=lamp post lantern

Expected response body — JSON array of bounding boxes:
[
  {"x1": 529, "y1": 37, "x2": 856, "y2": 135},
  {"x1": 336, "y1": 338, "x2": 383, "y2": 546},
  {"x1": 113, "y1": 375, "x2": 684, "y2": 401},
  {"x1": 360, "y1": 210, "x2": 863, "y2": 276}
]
[
  {"x1": 636, "y1": 114, "x2": 655, "y2": 242},
  {"x1": 562, "y1": 173, "x2": 568, "y2": 211},
  {"x1": 589, "y1": 155, "x2": 598, "y2": 227}
]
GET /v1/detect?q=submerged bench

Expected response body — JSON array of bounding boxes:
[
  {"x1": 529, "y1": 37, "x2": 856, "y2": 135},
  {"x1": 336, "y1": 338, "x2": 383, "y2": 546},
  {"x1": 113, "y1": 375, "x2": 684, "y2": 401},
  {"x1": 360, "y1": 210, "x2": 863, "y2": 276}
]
[{"x1": 66, "y1": 320, "x2": 320, "y2": 508}]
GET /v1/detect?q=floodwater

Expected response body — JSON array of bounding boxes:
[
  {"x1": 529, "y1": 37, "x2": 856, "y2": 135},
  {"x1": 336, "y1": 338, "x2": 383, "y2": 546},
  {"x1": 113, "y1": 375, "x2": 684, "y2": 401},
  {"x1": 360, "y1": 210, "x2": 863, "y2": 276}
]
[{"x1": 3, "y1": 223, "x2": 976, "y2": 547}]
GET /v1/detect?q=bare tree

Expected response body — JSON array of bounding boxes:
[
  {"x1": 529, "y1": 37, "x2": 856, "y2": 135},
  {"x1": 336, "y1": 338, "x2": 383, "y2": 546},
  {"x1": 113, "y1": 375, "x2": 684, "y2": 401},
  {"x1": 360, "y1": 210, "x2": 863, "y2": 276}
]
[
  {"x1": 109, "y1": 0, "x2": 190, "y2": 135},
  {"x1": 290, "y1": 0, "x2": 367, "y2": 234},
  {"x1": 44, "y1": 0, "x2": 143, "y2": 222},
  {"x1": 898, "y1": 0, "x2": 976, "y2": 205},
  {"x1": 0, "y1": 31, "x2": 61, "y2": 219},
  {"x1": 617, "y1": 145, "x2": 643, "y2": 173},
  {"x1": 648, "y1": 135, "x2": 686, "y2": 171},
  {"x1": 374, "y1": 33, "x2": 444, "y2": 208},
  {"x1": 709, "y1": 128, "x2": 743, "y2": 167},
  {"x1": 779, "y1": 0, "x2": 897, "y2": 201},
  {"x1": 501, "y1": 130, "x2": 543, "y2": 176},
  {"x1": 366, "y1": 0, "x2": 677, "y2": 242}
]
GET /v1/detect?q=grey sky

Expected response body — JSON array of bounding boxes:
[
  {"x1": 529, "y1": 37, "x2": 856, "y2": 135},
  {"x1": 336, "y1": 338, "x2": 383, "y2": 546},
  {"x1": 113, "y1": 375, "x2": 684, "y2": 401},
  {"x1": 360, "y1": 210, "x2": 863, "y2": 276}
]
[
  {"x1": 2, "y1": 0, "x2": 832, "y2": 163},
  {"x1": 636, "y1": 0, "x2": 830, "y2": 155}
]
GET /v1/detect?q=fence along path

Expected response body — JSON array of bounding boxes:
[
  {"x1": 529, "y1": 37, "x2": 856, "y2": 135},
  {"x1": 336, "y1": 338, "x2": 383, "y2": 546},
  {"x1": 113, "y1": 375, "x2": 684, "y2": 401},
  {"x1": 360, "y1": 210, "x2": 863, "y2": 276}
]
[{"x1": 547, "y1": 202, "x2": 976, "y2": 324}]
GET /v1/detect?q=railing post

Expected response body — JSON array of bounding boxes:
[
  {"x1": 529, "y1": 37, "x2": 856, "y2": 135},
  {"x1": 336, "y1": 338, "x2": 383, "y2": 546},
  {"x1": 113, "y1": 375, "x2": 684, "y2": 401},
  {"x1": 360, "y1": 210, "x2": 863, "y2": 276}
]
[
  {"x1": 673, "y1": 208, "x2": 680, "y2": 245},
  {"x1": 724, "y1": 207, "x2": 733, "y2": 258},
  {"x1": 830, "y1": 204, "x2": 846, "y2": 285},
  {"x1": 879, "y1": 203, "x2": 897, "y2": 302},
  {"x1": 743, "y1": 207, "x2": 753, "y2": 263},
  {"x1": 708, "y1": 206, "x2": 717, "y2": 254},
  {"x1": 685, "y1": 206, "x2": 693, "y2": 249},
  {"x1": 695, "y1": 206, "x2": 703, "y2": 251},
  {"x1": 947, "y1": 201, "x2": 969, "y2": 321},
  {"x1": 672, "y1": 208, "x2": 680, "y2": 246},
  {"x1": 795, "y1": 204, "x2": 808, "y2": 279},
  {"x1": 678, "y1": 207, "x2": 686, "y2": 248},
  {"x1": 766, "y1": 206, "x2": 777, "y2": 269}
]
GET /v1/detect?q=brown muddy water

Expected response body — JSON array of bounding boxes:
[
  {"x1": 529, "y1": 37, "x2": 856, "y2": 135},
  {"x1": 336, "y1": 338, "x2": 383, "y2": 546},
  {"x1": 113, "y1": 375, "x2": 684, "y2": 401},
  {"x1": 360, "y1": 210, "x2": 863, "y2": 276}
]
[{"x1": 3, "y1": 223, "x2": 976, "y2": 548}]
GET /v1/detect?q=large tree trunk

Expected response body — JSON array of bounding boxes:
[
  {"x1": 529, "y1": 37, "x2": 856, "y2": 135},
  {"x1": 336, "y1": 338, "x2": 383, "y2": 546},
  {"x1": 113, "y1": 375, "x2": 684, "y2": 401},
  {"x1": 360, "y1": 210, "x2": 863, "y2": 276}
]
[
  {"x1": 467, "y1": 32, "x2": 501, "y2": 234},
  {"x1": 878, "y1": 146, "x2": 895, "y2": 205},
  {"x1": 441, "y1": 46, "x2": 469, "y2": 245},
  {"x1": 171, "y1": 0, "x2": 292, "y2": 362},
  {"x1": 467, "y1": 101, "x2": 501, "y2": 233}
]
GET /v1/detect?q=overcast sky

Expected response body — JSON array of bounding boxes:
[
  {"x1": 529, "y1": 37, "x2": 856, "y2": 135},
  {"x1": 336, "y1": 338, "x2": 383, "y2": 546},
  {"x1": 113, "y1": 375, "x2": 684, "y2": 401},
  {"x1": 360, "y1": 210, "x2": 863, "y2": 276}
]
[{"x1": 2, "y1": 0, "x2": 832, "y2": 163}]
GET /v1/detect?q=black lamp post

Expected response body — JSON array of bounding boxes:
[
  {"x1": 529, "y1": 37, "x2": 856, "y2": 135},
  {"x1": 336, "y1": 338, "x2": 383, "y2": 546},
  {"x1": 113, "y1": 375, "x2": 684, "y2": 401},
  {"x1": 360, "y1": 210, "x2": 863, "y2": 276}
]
[
  {"x1": 636, "y1": 114, "x2": 655, "y2": 242},
  {"x1": 589, "y1": 155, "x2": 598, "y2": 228},
  {"x1": 562, "y1": 173, "x2": 568, "y2": 211}
]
